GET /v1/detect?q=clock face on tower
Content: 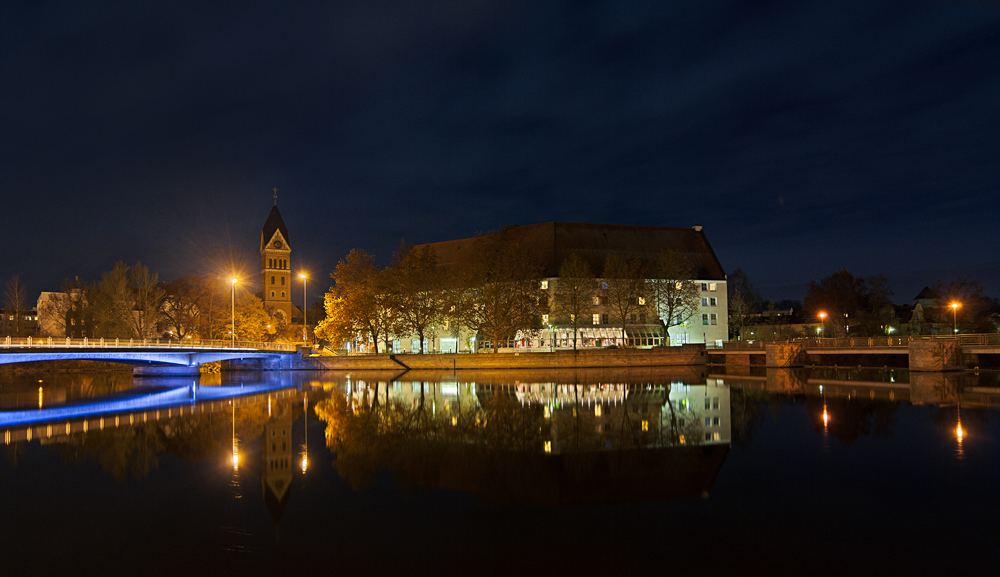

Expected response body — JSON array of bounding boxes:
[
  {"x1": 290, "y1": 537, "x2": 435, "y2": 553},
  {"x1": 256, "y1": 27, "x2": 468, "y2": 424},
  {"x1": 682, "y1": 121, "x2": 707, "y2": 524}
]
[{"x1": 273, "y1": 240, "x2": 283, "y2": 249}]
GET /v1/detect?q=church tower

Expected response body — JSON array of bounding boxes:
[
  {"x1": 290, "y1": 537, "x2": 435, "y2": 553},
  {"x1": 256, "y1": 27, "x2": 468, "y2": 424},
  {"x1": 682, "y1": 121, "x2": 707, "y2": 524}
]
[{"x1": 261, "y1": 202, "x2": 293, "y2": 323}]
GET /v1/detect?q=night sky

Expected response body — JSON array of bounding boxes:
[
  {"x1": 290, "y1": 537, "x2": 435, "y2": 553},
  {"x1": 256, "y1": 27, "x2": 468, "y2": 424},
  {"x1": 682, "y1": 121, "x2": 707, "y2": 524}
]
[{"x1": 3, "y1": 1, "x2": 999, "y2": 305}]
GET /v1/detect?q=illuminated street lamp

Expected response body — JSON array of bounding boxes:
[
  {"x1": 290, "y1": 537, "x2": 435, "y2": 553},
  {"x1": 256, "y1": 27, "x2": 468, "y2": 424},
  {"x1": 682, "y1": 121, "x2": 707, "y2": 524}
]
[
  {"x1": 300, "y1": 273, "x2": 308, "y2": 345},
  {"x1": 231, "y1": 278, "x2": 239, "y2": 346},
  {"x1": 818, "y1": 311, "x2": 827, "y2": 338},
  {"x1": 950, "y1": 301, "x2": 961, "y2": 334}
]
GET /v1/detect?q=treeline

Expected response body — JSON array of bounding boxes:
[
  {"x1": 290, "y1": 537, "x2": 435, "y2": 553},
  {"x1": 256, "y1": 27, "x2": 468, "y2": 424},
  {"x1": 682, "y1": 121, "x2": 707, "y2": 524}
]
[
  {"x1": 34, "y1": 262, "x2": 291, "y2": 341},
  {"x1": 316, "y1": 231, "x2": 704, "y2": 353},
  {"x1": 728, "y1": 267, "x2": 1000, "y2": 339}
]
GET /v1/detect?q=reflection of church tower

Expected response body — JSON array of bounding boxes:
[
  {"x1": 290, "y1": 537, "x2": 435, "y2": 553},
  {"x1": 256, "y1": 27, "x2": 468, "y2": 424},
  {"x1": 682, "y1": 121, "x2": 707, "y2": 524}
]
[
  {"x1": 260, "y1": 200, "x2": 293, "y2": 322},
  {"x1": 262, "y1": 399, "x2": 294, "y2": 525}
]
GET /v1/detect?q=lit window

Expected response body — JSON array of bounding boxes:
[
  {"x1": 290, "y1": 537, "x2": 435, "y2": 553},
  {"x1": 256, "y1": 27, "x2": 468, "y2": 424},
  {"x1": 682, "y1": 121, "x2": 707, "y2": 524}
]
[
  {"x1": 713, "y1": 431, "x2": 721, "y2": 441},
  {"x1": 543, "y1": 441, "x2": 552, "y2": 453},
  {"x1": 710, "y1": 297, "x2": 717, "y2": 306},
  {"x1": 570, "y1": 314, "x2": 575, "y2": 322},
  {"x1": 675, "y1": 282, "x2": 683, "y2": 290},
  {"x1": 709, "y1": 283, "x2": 717, "y2": 291},
  {"x1": 702, "y1": 314, "x2": 709, "y2": 325},
  {"x1": 641, "y1": 420, "x2": 648, "y2": 431},
  {"x1": 679, "y1": 434, "x2": 686, "y2": 444},
  {"x1": 542, "y1": 314, "x2": 549, "y2": 324},
  {"x1": 593, "y1": 296, "x2": 600, "y2": 306},
  {"x1": 592, "y1": 314, "x2": 600, "y2": 325},
  {"x1": 71, "y1": 318, "x2": 76, "y2": 326},
  {"x1": 638, "y1": 297, "x2": 645, "y2": 305},
  {"x1": 540, "y1": 280, "x2": 548, "y2": 290},
  {"x1": 710, "y1": 313, "x2": 718, "y2": 325},
  {"x1": 595, "y1": 405, "x2": 602, "y2": 417}
]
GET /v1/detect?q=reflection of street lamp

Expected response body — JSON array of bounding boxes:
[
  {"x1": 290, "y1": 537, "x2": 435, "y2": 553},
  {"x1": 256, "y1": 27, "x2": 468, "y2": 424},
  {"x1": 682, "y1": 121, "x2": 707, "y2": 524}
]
[
  {"x1": 548, "y1": 324, "x2": 553, "y2": 351},
  {"x1": 300, "y1": 273, "x2": 308, "y2": 345},
  {"x1": 231, "y1": 278, "x2": 239, "y2": 346},
  {"x1": 300, "y1": 393, "x2": 309, "y2": 474},
  {"x1": 950, "y1": 301, "x2": 961, "y2": 334},
  {"x1": 818, "y1": 311, "x2": 827, "y2": 338},
  {"x1": 955, "y1": 403, "x2": 965, "y2": 460}
]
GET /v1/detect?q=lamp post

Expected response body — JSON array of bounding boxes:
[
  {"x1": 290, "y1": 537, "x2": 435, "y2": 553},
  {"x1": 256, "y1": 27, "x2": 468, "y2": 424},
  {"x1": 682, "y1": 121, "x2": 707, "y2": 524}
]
[
  {"x1": 300, "y1": 273, "x2": 308, "y2": 345},
  {"x1": 950, "y1": 301, "x2": 961, "y2": 335},
  {"x1": 818, "y1": 311, "x2": 827, "y2": 339},
  {"x1": 231, "y1": 278, "x2": 238, "y2": 346}
]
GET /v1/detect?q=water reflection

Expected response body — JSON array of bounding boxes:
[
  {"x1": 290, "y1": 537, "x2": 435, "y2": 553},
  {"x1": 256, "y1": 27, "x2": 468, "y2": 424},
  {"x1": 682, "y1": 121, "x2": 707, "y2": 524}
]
[{"x1": 314, "y1": 370, "x2": 731, "y2": 507}]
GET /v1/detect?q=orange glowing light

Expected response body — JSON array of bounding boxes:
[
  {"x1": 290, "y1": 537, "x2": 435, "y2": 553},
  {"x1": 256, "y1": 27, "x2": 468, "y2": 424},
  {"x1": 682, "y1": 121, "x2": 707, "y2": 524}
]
[
  {"x1": 818, "y1": 312, "x2": 828, "y2": 320},
  {"x1": 950, "y1": 302, "x2": 961, "y2": 311}
]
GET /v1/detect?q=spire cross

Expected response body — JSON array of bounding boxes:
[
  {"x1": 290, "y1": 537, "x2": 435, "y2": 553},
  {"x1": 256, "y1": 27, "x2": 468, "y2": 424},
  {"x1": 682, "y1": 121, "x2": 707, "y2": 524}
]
[{"x1": 273, "y1": 187, "x2": 278, "y2": 205}]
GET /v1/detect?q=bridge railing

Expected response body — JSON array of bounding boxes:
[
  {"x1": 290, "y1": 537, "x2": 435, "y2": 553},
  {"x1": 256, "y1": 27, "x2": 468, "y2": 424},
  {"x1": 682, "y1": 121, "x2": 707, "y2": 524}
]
[
  {"x1": 720, "y1": 334, "x2": 1000, "y2": 350},
  {"x1": 0, "y1": 336, "x2": 296, "y2": 352}
]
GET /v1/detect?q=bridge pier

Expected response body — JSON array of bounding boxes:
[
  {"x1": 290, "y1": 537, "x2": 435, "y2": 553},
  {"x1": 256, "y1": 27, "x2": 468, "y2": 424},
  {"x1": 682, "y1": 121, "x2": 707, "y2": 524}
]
[
  {"x1": 765, "y1": 343, "x2": 805, "y2": 367},
  {"x1": 908, "y1": 340, "x2": 965, "y2": 372},
  {"x1": 133, "y1": 365, "x2": 201, "y2": 376}
]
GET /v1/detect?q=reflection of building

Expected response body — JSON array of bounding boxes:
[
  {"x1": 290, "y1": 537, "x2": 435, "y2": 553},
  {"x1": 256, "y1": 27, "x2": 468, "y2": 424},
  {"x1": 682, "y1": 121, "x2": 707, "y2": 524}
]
[
  {"x1": 403, "y1": 222, "x2": 728, "y2": 351},
  {"x1": 260, "y1": 202, "x2": 294, "y2": 323},
  {"x1": 261, "y1": 398, "x2": 294, "y2": 525},
  {"x1": 345, "y1": 376, "x2": 731, "y2": 452}
]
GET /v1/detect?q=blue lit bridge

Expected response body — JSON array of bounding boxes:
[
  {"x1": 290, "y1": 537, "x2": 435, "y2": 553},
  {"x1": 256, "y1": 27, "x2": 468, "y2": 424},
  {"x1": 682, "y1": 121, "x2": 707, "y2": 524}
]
[{"x1": 0, "y1": 336, "x2": 298, "y2": 374}]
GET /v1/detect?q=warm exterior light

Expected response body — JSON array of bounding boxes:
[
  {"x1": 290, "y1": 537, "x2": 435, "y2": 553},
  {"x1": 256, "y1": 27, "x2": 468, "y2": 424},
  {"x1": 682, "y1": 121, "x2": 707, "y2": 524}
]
[
  {"x1": 300, "y1": 456, "x2": 308, "y2": 473},
  {"x1": 232, "y1": 278, "x2": 238, "y2": 284},
  {"x1": 299, "y1": 273, "x2": 307, "y2": 279},
  {"x1": 950, "y1": 302, "x2": 961, "y2": 311},
  {"x1": 818, "y1": 312, "x2": 827, "y2": 320},
  {"x1": 956, "y1": 423, "x2": 964, "y2": 443}
]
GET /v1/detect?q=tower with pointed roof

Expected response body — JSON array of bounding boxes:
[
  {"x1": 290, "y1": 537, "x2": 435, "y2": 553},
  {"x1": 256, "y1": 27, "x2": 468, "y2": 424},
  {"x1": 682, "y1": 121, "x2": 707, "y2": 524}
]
[{"x1": 261, "y1": 202, "x2": 293, "y2": 322}]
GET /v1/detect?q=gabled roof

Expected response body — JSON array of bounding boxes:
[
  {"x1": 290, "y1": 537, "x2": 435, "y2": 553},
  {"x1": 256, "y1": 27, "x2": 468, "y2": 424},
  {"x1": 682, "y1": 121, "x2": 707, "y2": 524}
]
[
  {"x1": 261, "y1": 205, "x2": 290, "y2": 250},
  {"x1": 416, "y1": 222, "x2": 727, "y2": 280},
  {"x1": 913, "y1": 286, "x2": 940, "y2": 302}
]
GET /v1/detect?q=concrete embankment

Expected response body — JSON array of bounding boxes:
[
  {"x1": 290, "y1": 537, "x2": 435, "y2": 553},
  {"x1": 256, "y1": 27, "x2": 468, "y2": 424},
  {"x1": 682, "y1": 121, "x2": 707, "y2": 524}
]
[{"x1": 224, "y1": 345, "x2": 707, "y2": 371}]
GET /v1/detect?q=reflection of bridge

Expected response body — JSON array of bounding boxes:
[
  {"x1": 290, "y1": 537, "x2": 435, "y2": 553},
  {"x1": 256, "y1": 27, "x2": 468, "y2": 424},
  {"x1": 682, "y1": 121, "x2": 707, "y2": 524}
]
[
  {"x1": 0, "y1": 381, "x2": 300, "y2": 444},
  {"x1": 0, "y1": 336, "x2": 297, "y2": 374},
  {"x1": 708, "y1": 334, "x2": 1000, "y2": 371}
]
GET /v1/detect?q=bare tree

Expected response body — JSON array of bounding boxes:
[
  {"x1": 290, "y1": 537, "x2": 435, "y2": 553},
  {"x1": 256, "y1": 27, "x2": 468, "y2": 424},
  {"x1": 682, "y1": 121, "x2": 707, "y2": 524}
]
[
  {"x1": 553, "y1": 253, "x2": 594, "y2": 350},
  {"x1": 602, "y1": 254, "x2": 645, "y2": 347},
  {"x1": 648, "y1": 249, "x2": 700, "y2": 345},
  {"x1": 727, "y1": 267, "x2": 761, "y2": 341},
  {"x1": 392, "y1": 242, "x2": 448, "y2": 353},
  {"x1": 455, "y1": 231, "x2": 546, "y2": 352},
  {"x1": 3, "y1": 274, "x2": 29, "y2": 337}
]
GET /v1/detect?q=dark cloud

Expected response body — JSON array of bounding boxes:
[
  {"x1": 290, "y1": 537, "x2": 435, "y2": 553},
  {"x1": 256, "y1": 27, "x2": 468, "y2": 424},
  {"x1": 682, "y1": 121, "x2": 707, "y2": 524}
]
[{"x1": 2, "y1": 0, "x2": 999, "y2": 302}]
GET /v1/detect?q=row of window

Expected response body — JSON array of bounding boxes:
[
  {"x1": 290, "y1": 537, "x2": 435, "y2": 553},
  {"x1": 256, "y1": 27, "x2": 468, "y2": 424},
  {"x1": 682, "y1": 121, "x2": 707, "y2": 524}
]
[
  {"x1": 701, "y1": 283, "x2": 718, "y2": 292},
  {"x1": 269, "y1": 291, "x2": 286, "y2": 298},
  {"x1": 270, "y1": 275, "x2": 286, "y2": 286},
  {"x1": 702, "y1": 313, "x2": 718, "y2": 325},
  {"x1": 701, "y1": 297, "x2": 718, "y2": 306},
  {"x1": 267, "y1": 258, "x2": 288, "y2": 270}
]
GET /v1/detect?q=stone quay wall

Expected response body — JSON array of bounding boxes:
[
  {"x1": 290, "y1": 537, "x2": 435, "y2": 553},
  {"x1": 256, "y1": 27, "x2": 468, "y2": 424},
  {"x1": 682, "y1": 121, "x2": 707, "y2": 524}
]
[{"x1": 223, "y1": 345, "x2": 707, "y2": 371}]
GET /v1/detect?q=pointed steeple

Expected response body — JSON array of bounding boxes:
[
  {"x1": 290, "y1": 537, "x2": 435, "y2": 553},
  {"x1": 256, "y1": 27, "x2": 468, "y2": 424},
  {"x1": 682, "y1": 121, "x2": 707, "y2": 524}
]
[{"x1": 261, "y1": 205, "x2": 290, "y2": 251}]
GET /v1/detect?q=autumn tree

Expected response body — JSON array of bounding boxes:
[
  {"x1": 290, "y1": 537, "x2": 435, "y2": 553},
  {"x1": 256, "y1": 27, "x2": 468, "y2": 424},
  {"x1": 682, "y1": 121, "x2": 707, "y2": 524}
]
[
  {"x1": 727, "y1": 267, "x2": 761, "y2": 341},
  {"x1": 215, "y1": 294, "x2": 274, "y2": 342},
  {"x1": 392, "y1": 242, "x2": 449, "y2": 353},
  {"x1": 455, "y1": 231, "x2": 546, "y2": 352},
  {"x1": 553, "y1": 253, "x2": 594, "y2": 350},
  {"x1": 602, "y1": 254, "x2": 646, "y2": 347},
  {"x1": 324, "y1": 249, "x2": 399, "y2": 354},
  {"x1": 647, "y1": 249, "x2": 700, "y2": 345},
  {"x1": 3, "y1": 274, "x2": 29, "y2": 337}
]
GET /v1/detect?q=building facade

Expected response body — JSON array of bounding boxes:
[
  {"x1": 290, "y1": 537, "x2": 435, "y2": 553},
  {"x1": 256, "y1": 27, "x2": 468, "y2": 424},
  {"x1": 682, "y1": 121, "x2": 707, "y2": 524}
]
[{"x1": 396, "y1": 221, "x2": 728, "y2": 352}]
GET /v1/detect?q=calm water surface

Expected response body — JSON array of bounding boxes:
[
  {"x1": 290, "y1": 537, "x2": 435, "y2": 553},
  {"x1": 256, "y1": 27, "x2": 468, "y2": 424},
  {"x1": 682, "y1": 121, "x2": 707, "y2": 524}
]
[{"x1": 0, "y1": 367, "x2": 997, "y2": 575}]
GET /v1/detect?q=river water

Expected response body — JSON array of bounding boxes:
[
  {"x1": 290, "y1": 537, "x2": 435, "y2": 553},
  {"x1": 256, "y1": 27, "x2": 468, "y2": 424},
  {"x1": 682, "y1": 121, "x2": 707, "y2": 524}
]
[{"x1": 0, "y1": 367, "x2": 997, "y2": 575}]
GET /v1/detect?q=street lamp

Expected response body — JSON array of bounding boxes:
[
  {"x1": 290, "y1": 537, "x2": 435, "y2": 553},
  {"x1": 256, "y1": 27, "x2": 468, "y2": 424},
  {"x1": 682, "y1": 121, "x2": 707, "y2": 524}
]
[
  {"x1": 300, "y1": 273, "x2": 308, "y2": 345},
  {"x1": 231, "y1": 278, "x2": 238, "y2": 346},
  {"x1": 950, "y1": 301, "x2": 961, "y2": 335},
  {"x1": 818, "y1": 311, "x2": 827, "y2": 338}
]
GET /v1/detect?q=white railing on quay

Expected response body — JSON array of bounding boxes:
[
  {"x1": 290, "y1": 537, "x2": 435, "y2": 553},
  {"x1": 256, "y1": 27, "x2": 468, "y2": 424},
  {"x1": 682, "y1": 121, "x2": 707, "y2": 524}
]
[
  {"x1": 0, "y1": 336, "x2": 296, "y2": 352},
  {"x1": 720, "y1": 333, "x2": 1000, "y2": 350}
]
